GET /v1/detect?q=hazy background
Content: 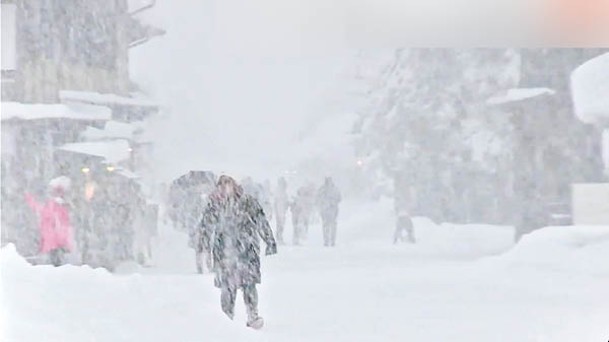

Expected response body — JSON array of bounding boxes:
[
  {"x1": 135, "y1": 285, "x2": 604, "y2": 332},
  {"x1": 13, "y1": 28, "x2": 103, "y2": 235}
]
[{"x1": 128, "y1": 0, "x2": 609, "y2": 183}]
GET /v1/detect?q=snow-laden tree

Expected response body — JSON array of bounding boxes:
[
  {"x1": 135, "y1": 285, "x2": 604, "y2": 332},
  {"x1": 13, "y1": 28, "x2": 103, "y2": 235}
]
[{"x1": 354, "y1": 49, "x2": 520, "y2": 223}]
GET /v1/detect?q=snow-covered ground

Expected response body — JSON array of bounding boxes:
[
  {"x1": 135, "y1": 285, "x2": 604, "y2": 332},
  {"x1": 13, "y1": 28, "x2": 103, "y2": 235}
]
[{"x1": 2, "y1": 199, "x2": 609, "y2": 341}]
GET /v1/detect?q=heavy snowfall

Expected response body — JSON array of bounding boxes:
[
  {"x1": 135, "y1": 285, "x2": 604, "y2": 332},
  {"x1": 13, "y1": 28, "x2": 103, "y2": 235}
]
[{"x1": 2, "y1": 1, "x2": 609, "y2": 341}]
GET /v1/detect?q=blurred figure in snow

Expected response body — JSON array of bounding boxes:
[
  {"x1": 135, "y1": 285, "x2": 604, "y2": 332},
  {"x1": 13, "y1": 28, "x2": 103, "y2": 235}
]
[
  {"x1": 242, "y1": 177, "x2": 272, "y2": 220},
  {"x1": 393, "y1": 180, "x2": 416, "y2": 244},
  {"x1": 316, "y1": 177, "x2": 342, "y2": 247},
  {"x1": 273, "y1": 177, "x2": 290, "y2": 244},
  {"x1": 189, "y1": 182, "x2": 214, "y2": 273},
  {"x1": 200, "y1": 175, "x2": 277, "y2": 329},
  {"x1": 394, "y1": 210, "x2": 415, "y2": 244},
  {"x1": 167, "y1": 171, "x2": 215, "y2": 273},
  {"x1": 290, "y1": 184, "x2": 316, "y2": 245},
  {"x1": 24, "y1": 176, "x2": 74, "y2": 266}
]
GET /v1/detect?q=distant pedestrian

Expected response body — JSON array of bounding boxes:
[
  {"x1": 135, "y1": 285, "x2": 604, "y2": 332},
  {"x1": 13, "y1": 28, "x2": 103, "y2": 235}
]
[
  {"x1": 393, "y1": 181, "x2": 416, "y2": 244},
  {"x1": 273, "y1": 177, "x2": 289, "y2": 244},
  {"x1": 316, "y1": 177, "x2": 342, "y2": 247},
  {"x1": 394, "y1": 210, "x2": 415, "y2": 244},
  {"x1": 291, "y1": 184, "x2": 315, "y2": 245},
  {"x1": 25, "y1": 176, "x2": 74, "y2": 266}
]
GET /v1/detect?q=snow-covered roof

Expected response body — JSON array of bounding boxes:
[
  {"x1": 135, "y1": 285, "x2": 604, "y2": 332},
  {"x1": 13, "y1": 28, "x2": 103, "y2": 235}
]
[
  {"x1": 60, "y1": 90, "x2": 156, "y2": 107},
  {"x1": 58, "y1": 139, "x2": 131, "y2": 164},
  {"x1": 82, "y1": 121, "x2": 140, "y2": 141},
  {"x1": 571, "y1": 52, "x2": 609, "y2": 125},
  {"x1": 486, "y1": 88, "x2": 555, "y2": 105},
  {"x1": 1, "y1": 102, "x2": 112, "y2": 121}
]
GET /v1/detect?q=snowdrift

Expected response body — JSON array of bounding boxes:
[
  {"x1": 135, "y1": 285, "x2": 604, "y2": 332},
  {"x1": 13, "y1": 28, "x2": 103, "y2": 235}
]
[
  {"x1": 341, "y1": 199, "x2": 609, "y2": 275},
  {"x1": 339, "y1": 198, "x2": 515, "y2": 260},
  {"x1": 498, "y1": 225, "x2": 609, "y2": 275},
  {"x1": 0, "y1": 244, "x2": 263, "y2": 342},
  {"x1": 411, "y1": 218, "x2": 514, "y2": 259}
]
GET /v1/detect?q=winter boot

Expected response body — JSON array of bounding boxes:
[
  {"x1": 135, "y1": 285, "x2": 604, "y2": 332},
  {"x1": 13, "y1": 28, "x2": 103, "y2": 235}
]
[{"x1": 246, "y1": 316, "x2": 264, "y2": 329}]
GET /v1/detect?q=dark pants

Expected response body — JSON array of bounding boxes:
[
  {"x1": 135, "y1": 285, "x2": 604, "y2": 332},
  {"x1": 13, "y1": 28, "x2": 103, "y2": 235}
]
[
  {"x1": 221, "y1": 284, "x2": 259, "y2": 320},
  {"x1": 394, "y1": 216, "x2": 415, "y2": 244},
  {"x1": 49, "y1": 248, "x2": 67, "y2": 266},
  {"x1": 322, "y1": 217, "x2": 337, "y2": 246}
]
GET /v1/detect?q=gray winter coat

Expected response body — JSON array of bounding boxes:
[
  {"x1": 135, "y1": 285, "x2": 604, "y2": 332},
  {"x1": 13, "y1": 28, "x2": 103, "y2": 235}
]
[
  {"x1": 317, "y1": 184, "x2": 341, "y2": 221},
  {"x1": 200, "y1": 193, "x2": 277, "y2": 288}
]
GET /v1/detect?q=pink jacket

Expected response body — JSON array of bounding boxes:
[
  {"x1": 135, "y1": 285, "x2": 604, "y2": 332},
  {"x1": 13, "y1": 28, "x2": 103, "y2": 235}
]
[{"x1": 25, "y1": 193, "x2": 73, "y2": 253}]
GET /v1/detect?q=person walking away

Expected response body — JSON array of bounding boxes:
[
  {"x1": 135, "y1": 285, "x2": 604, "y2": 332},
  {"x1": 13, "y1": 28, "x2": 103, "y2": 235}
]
[
  {"x1": 316, "y1": 177, "x2": 342, "y2": 247},
  {"x1": 200, "y1": 176, "x2": 277, "y2": 329},
  {"x1": 273, "y1": 177, "x2": 289, "y2": 244},
  {"x1": 394, "y1": 210, "x2": 415, "y2": 243},
  {"x1": 189, "y1": 182, "x2": 213, "y2": 273},
  {"x1": 301, "y1": 184, "x2": 316, "y2": 238},
  {"x1": 290, "y1": 186, "x2": 310, "y2": 245},
  {"x1": 393, "y1": 181, "x2": 416, "y2": 244},
  {"x1": 24, "y1": 176, "x2": 74, "y2": 266},
  {"x1": 167, "y1": 180, "x2": 187, "y2": 232},
  {"x1": 291, "y1": 184, "x2": 316, "y2": 245}
]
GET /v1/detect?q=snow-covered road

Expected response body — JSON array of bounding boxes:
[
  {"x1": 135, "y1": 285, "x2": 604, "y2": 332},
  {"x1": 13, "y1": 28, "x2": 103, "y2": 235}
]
[{"x1": 3, "y1": 200, "x2": 609, "y2": 341}]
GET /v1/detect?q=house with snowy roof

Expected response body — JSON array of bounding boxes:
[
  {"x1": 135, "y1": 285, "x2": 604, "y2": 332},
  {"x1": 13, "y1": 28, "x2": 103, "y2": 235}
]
[
  {"x1": 1, "y1": 0, "x2": 162, "y2": 179},
  {"x1": 487, "y1": 49, "x2": 607, "y2": 239},
  {"x1": 1, "y1": 0, "x2": 162, "y2": 264}
]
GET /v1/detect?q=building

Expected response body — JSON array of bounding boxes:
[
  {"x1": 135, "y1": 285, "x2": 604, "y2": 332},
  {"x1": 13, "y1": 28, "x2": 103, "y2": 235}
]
[
  {"x1": 1, "y1": 0, "x2": 163, "y2": 267},
  {"x1": 488, "y1": 49, "x2": 607, "y2": 240}
]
